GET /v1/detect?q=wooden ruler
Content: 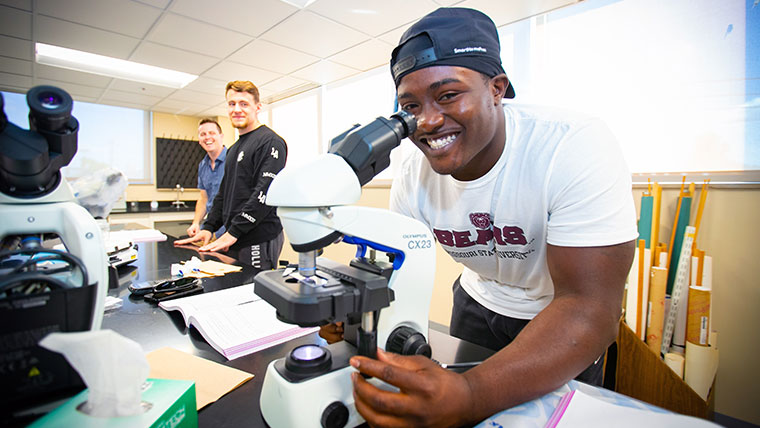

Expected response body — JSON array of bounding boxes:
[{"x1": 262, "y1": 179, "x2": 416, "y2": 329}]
[{"x1": 661, "y1": 226, "x2": 696, "y2": 356}]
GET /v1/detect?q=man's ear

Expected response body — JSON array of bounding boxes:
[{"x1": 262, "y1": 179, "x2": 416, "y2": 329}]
[{"x1": 490, "y1": 74, "x2": 509, "y2": 104}]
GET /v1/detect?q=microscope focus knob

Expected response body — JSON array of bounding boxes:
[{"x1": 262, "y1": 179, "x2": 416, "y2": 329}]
[
  {"x1": 385, "y1": 326, "x2": 432, "y2": 357},
  {"x1": 321, "y1": 401, "x2": 349, "y2": 428}
]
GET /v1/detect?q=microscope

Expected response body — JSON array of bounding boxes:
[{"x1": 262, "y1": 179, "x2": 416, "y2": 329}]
[
  {"x1": 0, "y1": 86, "x2": 108, "y2": 420},
  {"x1": 254, "y1": 111, "x2": 437, "y2": 428}
]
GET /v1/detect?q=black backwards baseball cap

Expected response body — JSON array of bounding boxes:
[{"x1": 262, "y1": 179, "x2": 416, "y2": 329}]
[{"x1": 390, "y1": 7, "x2": 515, "y2": 99}]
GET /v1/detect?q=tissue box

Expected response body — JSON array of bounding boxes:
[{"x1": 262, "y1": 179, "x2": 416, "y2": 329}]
[{"x1": 28, "y1": 378, "x2": 197, "y2": 428}]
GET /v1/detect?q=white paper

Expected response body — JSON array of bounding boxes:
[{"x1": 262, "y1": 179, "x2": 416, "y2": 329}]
[
  {"x1": 159, "y1": 283, "x2": 317, "y2": 360},
  {"x1": 549, "y1": 390, "x2": 720, "y2": 427}
]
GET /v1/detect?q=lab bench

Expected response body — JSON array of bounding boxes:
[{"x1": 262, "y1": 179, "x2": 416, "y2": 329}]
[
  {"x1": 102, "y1": 240, "x2": 494, "y2": 427},
  {"x1": 108, "y1": 201, "x2": 196, "y2": 229}
]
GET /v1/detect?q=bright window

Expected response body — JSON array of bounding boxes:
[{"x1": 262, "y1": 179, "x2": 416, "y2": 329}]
[
  {"x1": 498, "y1": 0, "x2": 759, "y2": 180},
  {"x1": 322, "y1": 67, "x2": 399, "y2": 181},
  {"x1": 269, "y1": 90, "x2": 320, "y2": 169}
]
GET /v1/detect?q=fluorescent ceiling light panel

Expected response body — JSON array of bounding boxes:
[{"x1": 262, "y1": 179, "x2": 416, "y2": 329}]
[{"x1": 35, "y1": 43, "x2": 198, "y2": 89}]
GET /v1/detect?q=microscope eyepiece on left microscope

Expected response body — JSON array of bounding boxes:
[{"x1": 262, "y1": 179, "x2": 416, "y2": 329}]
[{"x1": 0, "y1": 86, "x2": 79, "y2": 197}]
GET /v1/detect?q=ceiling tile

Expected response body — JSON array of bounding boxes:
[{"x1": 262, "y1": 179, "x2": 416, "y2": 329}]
[
  {"x1": 183, "y1": 76, "x2": 228, "y2": 96},
  {"x1": 36, "y1": 0, "x2": 162, "y2": 38},
  {"x1": 0, "y1": 56, "x2": 31, "y2": 75},
  {"x1": 459, "y1": 0, "x2": 575, "y2": 26},
  {"x1": 0, "y1": 85, "x2": 27, "y2": 96},
  {"x1": 129, "y1": 42, "x2": 219, "y2": 75},
  {"x1": 0, "y1": 71, "x2": 32, "y2": 90},
  {"x1": 259, "y1": 78, "x2": 318, "y2": 104},
  {"x1": 135, "y1": 0, "x2": 171, "y2": 9},
  {"x1": 260, "y1": 75, "x2": 311, "y2": 93},
  {"x1": 35, "y1": 15, "x2": 139, "y2": 58},
  {"x1": 70, "y1": 95, "x2": 97, "y2": 103},
  {"x1": 150, "y1": 104, "x2": 180, "y2": 114},
  {"x1": 148, "y1": 13, "x2": 252, "y2": 58},
  {"x1": 291, "y1": 60, "x2": 359, "y2": 85},
  {"x1": 153, "y1": 98, "x2": 206, "y2": 116},
  {"x1": 202, "y1": 61, "x2": 282, "y2": 86},
  {"x1": 328, "y1": 39, "x2": 394, "y2": 72},
  {"x1": 0, "y1": 35, "x2": 32, "y2": 60},
  {"x1": 4, "y1": 0, "x2": 553, "y2": 111},
  {"x1": 233, "y1": 40, "x2": 319, "y2": 74},
  {"x1": 197, "y1": 102, "x2": 228, "y2": 117},
  {"x1": 99, "y1": 99, "x2": 154, "y2": 111},
  {"x1": 32, "y1": 78, "x2": 104, "y2": 99},
  {"x1": 0, "y1": 0, "x2": 32, "y2": 11},
  {"x1": 377, "y1": 26, "x2": 407, "y2": 46},
  {"x1": 100, "y1": 89, "x2": 163, "y2": 106},
  {"x1": 35, "y1": 64, "x2": 113, "y2": 88},
  {"x1": 432, "y1": 0, "x2": 466, "y2": 5},
  {"x1": 165, "y1": 89, "x2": 224, "y2": 106},
  {"x1": 259, "y1": 10, "x2": 369, "y2": 58},
  {"x1": 308, "y1": 0, "x2": 439, "y2": 37},
  {"x1": 0, "y1": 5, "x2": 31, "y2": 39},
  {"x1": 109, "y1": 79, "x2": 177, "y2": 98},
  {"x1": 170, "y1": 0, "x2": 298, "y2": 37}
]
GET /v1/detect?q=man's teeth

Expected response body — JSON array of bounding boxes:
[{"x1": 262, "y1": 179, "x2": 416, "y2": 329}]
[{"x1": 428, "y1": 134, "x2": 456, "y2": 149}]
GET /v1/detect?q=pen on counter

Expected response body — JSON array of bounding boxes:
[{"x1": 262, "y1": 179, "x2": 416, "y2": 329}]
[{"x1": 178, "y1": 268, "x2": 200, "y2": 277}]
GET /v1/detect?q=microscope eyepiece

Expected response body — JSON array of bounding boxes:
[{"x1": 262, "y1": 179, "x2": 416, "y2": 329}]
[
  {"x1": 0, "y1": 85, "x2": 78, "y2": 197},
  {"x1": 390, "y1": 109, "x2": 417, "y2": 138},
  {"x1": 328, "y1": 110, "x2": 418, "y2": 186},
  {"x1": 27, "y1": 85, "x2": 74, "y2": 132}
]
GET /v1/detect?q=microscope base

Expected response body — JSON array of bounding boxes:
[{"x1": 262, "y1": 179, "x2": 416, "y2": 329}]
[{"x1": 260, "y1": 350, "x2": 395, "y2": 428}]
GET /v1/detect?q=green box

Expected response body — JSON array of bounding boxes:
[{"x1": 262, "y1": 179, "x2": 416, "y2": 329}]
[{"x1": 29, "y1": 378, "x2": 197, "y2": 428}]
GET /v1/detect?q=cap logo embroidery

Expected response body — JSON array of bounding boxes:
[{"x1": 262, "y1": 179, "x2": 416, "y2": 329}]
[{"x1": 453, "y1": 46, "x2": 487, "y2": 54}]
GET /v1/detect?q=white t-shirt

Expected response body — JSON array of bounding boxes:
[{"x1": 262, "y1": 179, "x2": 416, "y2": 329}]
[{"x1": 390, "y1": 103, "x2": 638, "y2": 319}]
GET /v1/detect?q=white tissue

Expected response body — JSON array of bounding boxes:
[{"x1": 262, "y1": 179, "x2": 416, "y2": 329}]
[
  {"x1": 171, "y1": 256, "x2": 202, "y2": 277},
  {"x1": 39, "y1": 330, "x2": 150, "y2": 417}
]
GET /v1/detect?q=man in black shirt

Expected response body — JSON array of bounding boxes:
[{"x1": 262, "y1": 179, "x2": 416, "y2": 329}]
[{"x1": 175, "y1": 80, "x2": 287, "y2": 270}]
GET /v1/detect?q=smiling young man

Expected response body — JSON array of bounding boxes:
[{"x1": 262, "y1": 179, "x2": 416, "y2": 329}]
[
  {"x1": 342, "y1": 8, "x2": 638, "y2": 427},
  {"x1": 186, "y1": 117, "x2": 226, "y2": 239},
  {"x1": 175, "y1": 81, "x2": 287, "y2": 270}
]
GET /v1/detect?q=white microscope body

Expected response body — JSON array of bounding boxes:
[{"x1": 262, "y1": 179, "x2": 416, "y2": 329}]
[
  {"x1": 1, "y1": 86, "x2": 108, "y2": 418},
  {"x1": 0, "y1": 182, "x2": 108, "y2": 330},
  {"x1": 255, "y1": 113, "x2": 436, "y2": 428}
]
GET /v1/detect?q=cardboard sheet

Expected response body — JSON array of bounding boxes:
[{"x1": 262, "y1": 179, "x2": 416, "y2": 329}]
[
  {"x1": 198, "y1": 260, "x2": 242, "y2": 275},
  {"x1": 146, "y1": 347, "x2": 253, "y2": 410}
]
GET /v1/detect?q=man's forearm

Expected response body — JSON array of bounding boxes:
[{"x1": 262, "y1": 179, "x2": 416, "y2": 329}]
[
  {"x1": 461, "y1": 296, "x2": 618, "y2": 423},
  {"x1": 192, "y1": 203, "x2": 206, "y2": 225},
  {"x1": 193, "y1": 192, "x2": 208, "y2": 225}
]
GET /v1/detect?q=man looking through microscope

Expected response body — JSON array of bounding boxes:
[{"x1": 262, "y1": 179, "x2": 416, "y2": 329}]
[
  {"x1": 320, "y1": 7, "x2": 637, "y2": 427},
  {"x1": 186, "y1": 117, "x2": 226, "y2": 239},
  {"x1": 175, "y1": 81, "x2": 287, "y2": 270}
]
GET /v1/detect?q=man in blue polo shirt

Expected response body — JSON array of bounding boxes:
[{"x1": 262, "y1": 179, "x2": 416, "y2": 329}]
[{"x1": 186, "y1": 117, "x2": 227, "y2": 238}]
